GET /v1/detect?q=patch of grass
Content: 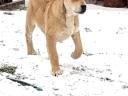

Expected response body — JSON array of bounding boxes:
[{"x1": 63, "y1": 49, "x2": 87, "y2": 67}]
[{"x1": 0, "y1": 65, "x2": 17, "y2": 74}]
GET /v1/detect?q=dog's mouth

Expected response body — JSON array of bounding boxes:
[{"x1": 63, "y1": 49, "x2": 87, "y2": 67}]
[{"x1": 74, "y1": 10, "x2": 86, "y2": 15}]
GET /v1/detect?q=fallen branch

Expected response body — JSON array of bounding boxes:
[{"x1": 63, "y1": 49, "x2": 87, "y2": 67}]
[{"x1": 6, "y1": 77, "x2": 43, "y2": 91}]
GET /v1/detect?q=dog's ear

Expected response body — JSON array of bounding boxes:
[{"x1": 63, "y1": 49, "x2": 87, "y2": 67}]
[
  {"x1": 57, "y1": 0, "x2": 66, "y2": 14},
  {"x1": 62, "y1": 0, "x2": 66, "y2": 14},
  {"x1": 49, "y1": 0, "x2": 66, "y2": 25},
  {"x1": 52, "y1": 0, "x2": 66, "y2": 16}
]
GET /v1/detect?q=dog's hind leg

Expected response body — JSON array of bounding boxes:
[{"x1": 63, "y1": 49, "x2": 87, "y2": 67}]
[
  {"x1": 71, "y1": 32, "x2": 83, "y2": 59},
  {"x1": 25, "y1": 8, "x2": 36, "y2": 55},
  {"x1": 25, "y1": 23, "x2": 36, "y2": 55}
]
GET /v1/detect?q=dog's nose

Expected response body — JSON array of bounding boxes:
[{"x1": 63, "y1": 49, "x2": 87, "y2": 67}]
[{"x1": 80, "y1": 5, "x2": 86, "y2": 14}]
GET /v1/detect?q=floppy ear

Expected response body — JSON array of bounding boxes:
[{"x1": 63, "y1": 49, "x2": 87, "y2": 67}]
[
  {"x1": 61, "y1": 0, "x2": 66, "y2": 14},
  {"x1": 51, "y1": 0, "x2": 66, "y2": 17}
]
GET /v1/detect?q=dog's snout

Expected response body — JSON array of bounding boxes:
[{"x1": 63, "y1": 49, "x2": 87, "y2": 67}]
[{"x1": 80, "y1": 5, "x2": 86, "y2": 14}]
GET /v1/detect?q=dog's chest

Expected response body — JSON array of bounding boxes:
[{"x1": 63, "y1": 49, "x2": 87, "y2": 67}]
[{"x1": 56, "y1": 16, "x2": 78, "y2": 42}]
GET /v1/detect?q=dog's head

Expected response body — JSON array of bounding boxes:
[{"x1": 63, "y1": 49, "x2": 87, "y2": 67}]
[{"x1": 64, "y1": 0, "x2": 86, "y2": 14}]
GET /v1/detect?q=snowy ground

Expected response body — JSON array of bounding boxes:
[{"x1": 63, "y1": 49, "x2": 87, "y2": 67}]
[{"x1": 0, "y1": 4, "x2": 128, "y2": 96}]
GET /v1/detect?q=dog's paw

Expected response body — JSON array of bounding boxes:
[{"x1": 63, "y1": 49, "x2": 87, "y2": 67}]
[
  {"x1": 27, "y1": 51, "x2": 37, "y2": 55},
  {"x1": 52, "y1": 69, "x2": 63, "y2": 76},
  {"x1": 71, "y1": 52, "x2": 81, "y2": 59}
]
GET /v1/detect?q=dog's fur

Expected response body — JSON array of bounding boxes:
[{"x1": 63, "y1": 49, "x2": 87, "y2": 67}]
[{"x1": 25, "y1": 0, "x2": 86, "y2": 76}]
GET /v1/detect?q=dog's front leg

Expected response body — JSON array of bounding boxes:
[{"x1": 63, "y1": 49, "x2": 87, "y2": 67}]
[
  {"x1": 71, "y1": 32, "x2": 83, "y2": 59},
  {"x1": 46, "y1": 35, "x2": 62, "y2": 76}
]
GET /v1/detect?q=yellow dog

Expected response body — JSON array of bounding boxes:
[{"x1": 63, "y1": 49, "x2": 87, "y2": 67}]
[{"x1": 25, "y1": 0, "x2": 86, "y2": 76}]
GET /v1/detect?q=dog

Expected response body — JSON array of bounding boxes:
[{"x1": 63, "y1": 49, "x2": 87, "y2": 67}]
[{"x1": 25, "y1": 0, "x2": 86, "y2": 76}]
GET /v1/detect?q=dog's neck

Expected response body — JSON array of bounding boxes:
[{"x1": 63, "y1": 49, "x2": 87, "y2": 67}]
[{"x1": 65, "y1": 11, "x2": 79, "y2": 17}]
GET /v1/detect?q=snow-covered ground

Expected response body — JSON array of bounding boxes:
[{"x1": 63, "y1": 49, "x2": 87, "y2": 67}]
[{"x1": 0, "y1": 4, "x2": 128, "y2": 96}]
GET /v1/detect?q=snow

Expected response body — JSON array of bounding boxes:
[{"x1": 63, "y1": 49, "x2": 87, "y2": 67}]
[{"x1": 0, "y1": 4, "x2": 128, "y2": 96}]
